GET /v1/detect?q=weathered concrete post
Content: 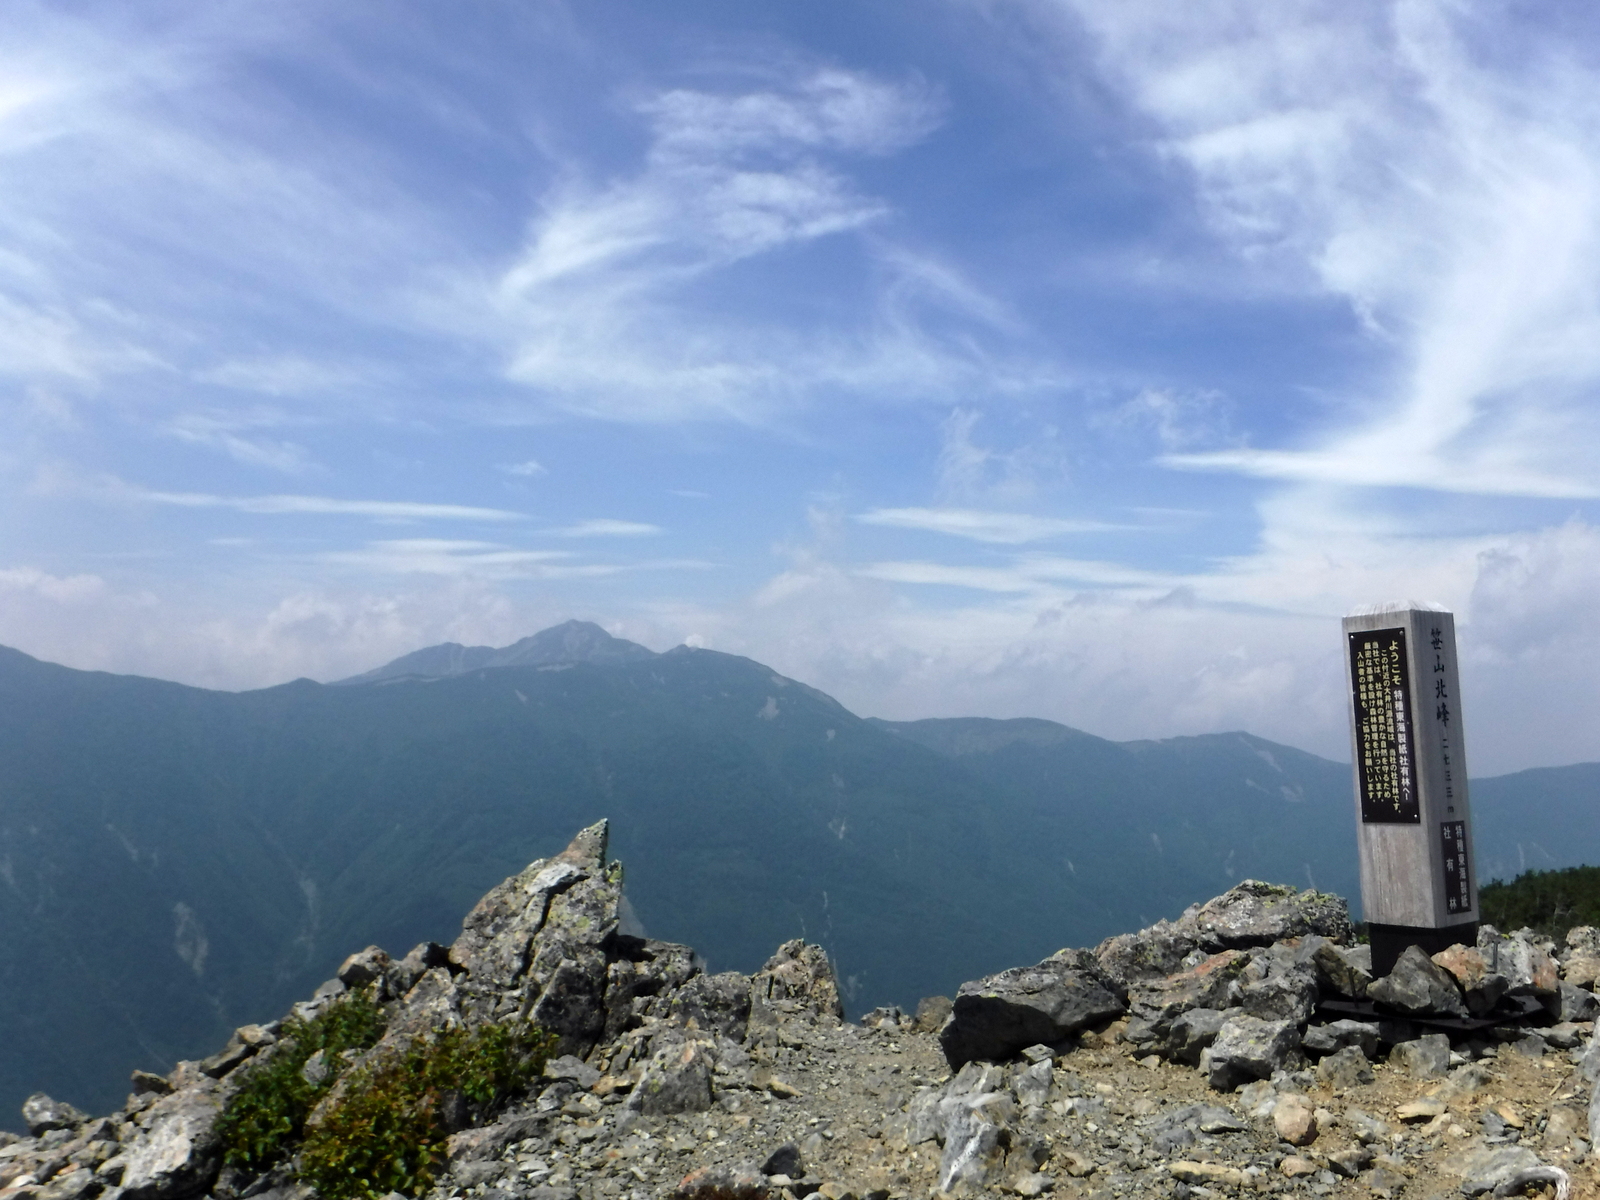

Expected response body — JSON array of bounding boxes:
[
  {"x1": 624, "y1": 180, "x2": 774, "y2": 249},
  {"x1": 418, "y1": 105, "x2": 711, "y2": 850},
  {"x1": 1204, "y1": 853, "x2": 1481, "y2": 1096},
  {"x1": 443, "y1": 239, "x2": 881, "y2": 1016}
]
[{"x1": 1342, "y1": 604, "x2": 1478, "y2": 976}]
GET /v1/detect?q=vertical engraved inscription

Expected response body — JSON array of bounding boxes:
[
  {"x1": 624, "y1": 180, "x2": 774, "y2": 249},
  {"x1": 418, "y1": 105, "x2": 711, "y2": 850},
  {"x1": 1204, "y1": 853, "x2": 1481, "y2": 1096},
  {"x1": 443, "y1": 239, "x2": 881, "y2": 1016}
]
[
  {"x1": 1440, "y1": 820, "x2": 1472, "y2": 913},
  {"x1": 1348, "y1": 627, "x2": 1419, "y2": 823}
]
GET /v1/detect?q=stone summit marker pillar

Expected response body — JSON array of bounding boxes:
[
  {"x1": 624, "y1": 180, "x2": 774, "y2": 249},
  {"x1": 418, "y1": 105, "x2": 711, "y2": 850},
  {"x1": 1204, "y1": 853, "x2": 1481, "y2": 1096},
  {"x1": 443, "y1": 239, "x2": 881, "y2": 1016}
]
[{"x1": 1342, "y1": 604, "x2": 1478, "y2": 977}]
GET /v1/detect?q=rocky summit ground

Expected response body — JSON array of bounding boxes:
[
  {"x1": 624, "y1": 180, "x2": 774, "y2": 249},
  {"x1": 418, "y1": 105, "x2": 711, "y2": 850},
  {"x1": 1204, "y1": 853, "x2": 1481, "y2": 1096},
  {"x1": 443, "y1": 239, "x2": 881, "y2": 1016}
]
[{"x1": 2, "y1": 821, "x2": 1598, "y2": 1200}]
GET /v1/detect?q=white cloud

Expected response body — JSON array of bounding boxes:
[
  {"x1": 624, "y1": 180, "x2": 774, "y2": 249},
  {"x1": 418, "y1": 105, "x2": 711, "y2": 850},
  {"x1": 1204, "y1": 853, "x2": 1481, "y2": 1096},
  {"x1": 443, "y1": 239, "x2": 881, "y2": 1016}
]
[
  {"x1": 139, "y1": 489, "x2": 526, "y2": 522},
  {"x1": 548, "y1": 519, "x2": 662, "y2": 537},
  {"x1": 448, "y1": 66, "x2": 1051, "y2": 424},
  {"x1": 0, "y1": 565, "x2": 105, "y2": 603},
  {"x1": 320, "y1": 540, "x2": 586, "y2": 578},
  {"x1": 195, "y1": 355, "x2": 373, "y2": 398},
  {"x1": 166, "y1": 411, "x2": 315, "y2": 474},
  {"x1": 1097, "y1": 388, "x2": 1234, "y2": 452},
  {"x1": 500, "y1": 459, "x2": 547, "y2": 477},
  {"x1": 934, "y1": 408, "x2": 1073, "y2": 501},
  {"x1": 1058, "y1": 1, "x2": 1600, "y2": 499},
  {"x1": 855, "y1": 507, "x2": 1120, "y2": 543}
]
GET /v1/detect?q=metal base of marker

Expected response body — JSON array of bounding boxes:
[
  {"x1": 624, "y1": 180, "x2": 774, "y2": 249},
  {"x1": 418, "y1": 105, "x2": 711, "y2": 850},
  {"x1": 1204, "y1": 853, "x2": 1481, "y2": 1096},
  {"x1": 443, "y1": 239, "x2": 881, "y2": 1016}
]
[{"x1": 1368, "y1": 921, "x2": 1478, "y2": 978}]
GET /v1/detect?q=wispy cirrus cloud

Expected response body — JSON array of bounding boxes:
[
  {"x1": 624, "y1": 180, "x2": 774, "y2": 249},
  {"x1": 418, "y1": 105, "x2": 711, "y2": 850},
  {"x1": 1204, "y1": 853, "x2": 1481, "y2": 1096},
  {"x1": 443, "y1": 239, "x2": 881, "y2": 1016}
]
[
  {"x1": 1060, "y1": 0, "x2": 1600, "y2": 499},
  {"x1": 499, "y1": 460, "x2": 547, "y2": 478},
  {"x1": 855, "y1": 507, "x2": 1120, "y2": 544},
  {"x1": 139, "y1": 489, "x2": 525, "y2": 522},
  {"x1": 457, "y1": 66, "x2": 1054, "y2": 423},
  {"x1": 319, "y1": 539, "x2": 583, "y2": 578},
  {"x1": 165, "y1": 410, "x2": 316, "y2": 474},
  {"x1": 547, "y1": 519, "x2": 662, "y2": 537}
]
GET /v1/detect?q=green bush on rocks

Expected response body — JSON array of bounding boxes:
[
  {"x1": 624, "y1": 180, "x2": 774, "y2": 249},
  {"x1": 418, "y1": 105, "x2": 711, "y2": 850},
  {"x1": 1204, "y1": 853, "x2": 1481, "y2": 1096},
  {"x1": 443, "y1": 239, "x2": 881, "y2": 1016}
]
[
  {"x1": 216, "y1": 989, "x2": 387, "y2": 1170},
  {"x1": 299, "y1": 1020, "x2": 557, "y2": 1200}
]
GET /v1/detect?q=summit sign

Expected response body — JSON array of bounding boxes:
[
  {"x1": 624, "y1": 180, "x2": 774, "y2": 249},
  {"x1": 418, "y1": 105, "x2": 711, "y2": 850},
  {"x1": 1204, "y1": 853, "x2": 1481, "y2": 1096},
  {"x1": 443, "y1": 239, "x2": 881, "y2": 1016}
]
[{"x1": 1342, "y1": 606, "x2": 1478, "y2": 975}]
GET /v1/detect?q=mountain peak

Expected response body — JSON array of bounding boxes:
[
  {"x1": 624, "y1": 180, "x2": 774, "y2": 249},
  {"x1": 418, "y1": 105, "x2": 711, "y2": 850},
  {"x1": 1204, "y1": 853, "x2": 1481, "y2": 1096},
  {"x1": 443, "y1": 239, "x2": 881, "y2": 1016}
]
[{"x1": 334, "y1": 620, "x2": 655, "y2": 685}]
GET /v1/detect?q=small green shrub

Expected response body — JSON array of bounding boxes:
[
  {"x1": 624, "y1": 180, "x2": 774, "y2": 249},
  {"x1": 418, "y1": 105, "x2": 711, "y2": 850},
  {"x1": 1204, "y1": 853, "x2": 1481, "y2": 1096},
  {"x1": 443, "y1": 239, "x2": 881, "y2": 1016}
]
[
  {"x1": 216, "y1": 989, "x2": 387, "y2": 1170},
  {"x1": 300, "y1": 1020, "x2": 557, "y2": 1200}
]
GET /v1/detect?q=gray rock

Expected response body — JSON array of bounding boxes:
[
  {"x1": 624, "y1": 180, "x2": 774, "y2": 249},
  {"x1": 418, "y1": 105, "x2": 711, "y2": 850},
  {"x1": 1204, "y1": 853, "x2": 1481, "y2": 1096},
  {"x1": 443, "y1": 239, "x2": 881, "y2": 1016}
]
[
  {"x1": 1201, "y1": 1016, "x2": 1300, "y2": 1091},
  {"x1": 1301, "y1": 1019, "x2": 1380, "y2": 1060},
  {"x1": 906, "y1": 1088, "x2": 944, "y2": 1145},
  {"x1": 1192, "y1": 1105, "x2": 1247, "y2": 1134},
  {"x1": 1577, "y1": 1031, "x2": 1600, "y2": 1086},
  {"x1": 946, "y1": 1060, "x2": 1005, "y2": 1098},
  {"x1": 118, "y1": 1086, "x2": 224, "y2": 1200},
  {"x1": 336, "y1": 945, "x2": 392, "y2": 990},
  {"x1": 131, "y1": 1071, "x2": 173, "y2": 1097},
  {"x1": 1189, "y1": 880, "x2": 1353, "y2": 950},
  {"x1": 940, "y1": 949, "x2": 1126, "y2": 1069},
  {"x1": 627, "y1": 1039, "x2": 714, "y2": 1116},
  {"x1": 445, "y1": 1114, "x2": 546, "y2": 1164},
  {"x1": 937, "y1": 1093, "x2": 1013, "y2": 1192},
  {"x1": 1477, "y1": 926, "x2": 1559, "y2": 996},
  {"x1": 1555, "y1": 981, "x2": 1599, "y2": 1022},
  {"x1": 1389, "y1": 1034, "x2": 1451, "y2": 1079},
  {"x1": 39, "y1": 1167, "x2": 97, "y2": 1200},
  {"x1": 752, "y1": 940, "x2": 845, "y2": 1019},
  {"x1": 760, "y1": 1143, "x2": 803, "y2": 1178},
  {"x1": 669, "y1": 971, "x2": 753, "y2": 1041},
  {"x1": 1590, "y1": 1070, "x2": 1600, "y2": 1154},
  {"x1": 1013, "y1": 1059, "x2": 1054, "y2": 1107},
  {"x1": 1315, "y1": 1045, "x2": 1373, "y2": 1090},
  {"x1": 1432, "y1": 945, "x2": 1511, "y2": 1015},
  {"x1": 1450, "y1": 1144, "x2": 1543, "y2": 1196},
  {"x1": 1345, "y1": 1109, "x2": 1390, "y2": 1144},
  {"x1": 914, "y1": 996, "x2": 953, "y2": 1033},
  {"x1": 1367, "y1": 945, "x2": 1468, "y2": 1016},
  {"x1": 1148, "y1": 1103, "x2": 1244, "y2": 1156},
  {"x1": 300, "y1": 1049, "x2": 331, "y2": 1087},
  {"x1": 1512, "y1": 1032, "x2": 1545, "y2": 1057},
  {"x1": 450, "y1": 820, "x2": 610, "y2": 987},
  {"x1": 1124, "y1": 951, "x2": 1249, "y2": 1049},
  {"x1": 1239, "y1": 971, "x2": 1317, "y2": 1025},
  {"x1": 1325, "y1": 1146, "x2": 1374, "y2": 1178},
  {"x1": 859, "y1": 1005, "x2": 906, "y2": 1029},
  {"x1": 1310, "y1": 942, "x2": 1372, "y2": 998},
  {"x1": 604, "y1": 937, "x2": 701, "y2": 1041},
  {"x1": 451, "y1": 1161, "x2": 508, "y2": 1188},
  {"x1": 1160, "y1": 1008, "x2": 1231, "y2": 1066},
  {"x1": 1541, "y1": 1021, "x2": 1585, "y2": 1049},
  {"x1": 393, "y1": 941, "x2": 451, "y2": 994},
  {"x1": 1093, "y1": 920, "x2": 1199, "y2": 987},
  {"x1": 543, "y1": 1054, "x2": 601, "y2": 1089},
  {"x1": 21, "y1": 1095, "x2": 86, "y2": 1136}
]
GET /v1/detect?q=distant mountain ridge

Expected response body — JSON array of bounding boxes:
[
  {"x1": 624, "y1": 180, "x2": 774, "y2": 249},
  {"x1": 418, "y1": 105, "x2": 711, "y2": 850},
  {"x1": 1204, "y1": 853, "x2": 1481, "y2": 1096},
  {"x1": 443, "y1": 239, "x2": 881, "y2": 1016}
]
[
  {"x1": 0, "y1": 623, "x2": 1596, "y2": 1129},
  {"x1": 334, "y1": 620, "x2": 655, "y2": 684}
]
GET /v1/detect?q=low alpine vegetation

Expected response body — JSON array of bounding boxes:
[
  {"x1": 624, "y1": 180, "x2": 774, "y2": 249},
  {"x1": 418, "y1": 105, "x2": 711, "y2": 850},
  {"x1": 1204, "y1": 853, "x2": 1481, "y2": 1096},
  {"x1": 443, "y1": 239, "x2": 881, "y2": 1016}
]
[
  {"x1": 215, "y1": 989, "x2": 388, "y2": 1170},
  {"x1": 299, "y1": 1020, "x2": 557, "y2": 1200}
]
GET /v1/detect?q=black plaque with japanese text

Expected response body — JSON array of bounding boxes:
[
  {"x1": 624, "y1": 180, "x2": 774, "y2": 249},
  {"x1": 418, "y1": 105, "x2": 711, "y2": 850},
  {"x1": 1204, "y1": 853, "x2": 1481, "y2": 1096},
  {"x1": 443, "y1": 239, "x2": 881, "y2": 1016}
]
[{"x1": 1348, "y1": 627, "x2": 1420, "y2": 824}]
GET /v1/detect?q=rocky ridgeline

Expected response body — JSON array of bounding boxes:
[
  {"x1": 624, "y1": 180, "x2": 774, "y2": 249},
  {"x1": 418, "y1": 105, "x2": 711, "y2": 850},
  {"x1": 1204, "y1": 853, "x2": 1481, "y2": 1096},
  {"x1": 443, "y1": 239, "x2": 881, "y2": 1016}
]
[{"x1": 2, "y1": 824, "x2": 1599, "y2": 1200}]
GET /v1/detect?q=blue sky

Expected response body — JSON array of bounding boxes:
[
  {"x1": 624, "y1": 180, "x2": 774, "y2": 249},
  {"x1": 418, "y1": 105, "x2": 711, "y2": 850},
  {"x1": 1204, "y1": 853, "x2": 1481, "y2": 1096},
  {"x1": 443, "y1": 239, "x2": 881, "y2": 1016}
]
[{"x1": 5, "y1": 0, "x2": 1600, "y2": 773}]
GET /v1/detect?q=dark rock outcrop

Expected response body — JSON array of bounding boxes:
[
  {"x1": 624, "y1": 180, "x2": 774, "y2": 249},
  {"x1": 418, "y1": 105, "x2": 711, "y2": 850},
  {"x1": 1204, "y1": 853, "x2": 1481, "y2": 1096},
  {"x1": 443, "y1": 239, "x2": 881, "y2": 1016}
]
[{"x1": 937, "y1": 950, "x2": 1125, "y2": 1069}]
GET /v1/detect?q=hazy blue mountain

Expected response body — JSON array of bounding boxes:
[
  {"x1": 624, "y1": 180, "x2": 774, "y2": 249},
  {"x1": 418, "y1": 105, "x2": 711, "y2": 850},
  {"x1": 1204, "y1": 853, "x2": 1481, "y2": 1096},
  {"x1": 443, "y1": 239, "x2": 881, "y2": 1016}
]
[
  {"x1": 0, "y1": 631, "x2": 1595, "y2": 1130},
  {"x1": 1471, "y1": 762, "x2": 1600, "y2": 885},
  {"x1": 333, "y1": 619, "x2": 655, "y2": 684}
]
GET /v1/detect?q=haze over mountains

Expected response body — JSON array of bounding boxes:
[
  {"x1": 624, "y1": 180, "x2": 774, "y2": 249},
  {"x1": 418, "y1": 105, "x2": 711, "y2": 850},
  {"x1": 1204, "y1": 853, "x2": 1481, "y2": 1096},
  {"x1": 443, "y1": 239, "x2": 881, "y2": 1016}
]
[{"x1": 0, "y1": 621, "x2": 1594, "y2": 1128}]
